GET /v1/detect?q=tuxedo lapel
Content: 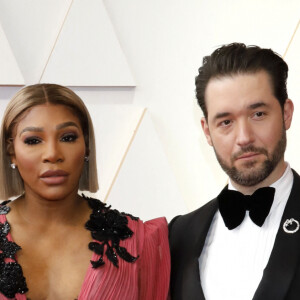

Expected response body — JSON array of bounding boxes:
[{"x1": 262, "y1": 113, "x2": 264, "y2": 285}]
[
  {"x1": 254, "y1": 170, "x2": 300, "y2": 300},
  {"x1": 183, "y1": 199, "x2": 218, "y2": 300},
  {"x1": 169, "y1": 199, "x2": 218, "y2": 300}
]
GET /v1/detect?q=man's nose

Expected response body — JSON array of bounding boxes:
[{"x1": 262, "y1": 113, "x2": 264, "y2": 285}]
[
  {"x1": 42, "y1": 141, "x2": 64, "y2": 163},
  {"x1": 235, "y1": 120, "x2": 255, "y2": 147}
]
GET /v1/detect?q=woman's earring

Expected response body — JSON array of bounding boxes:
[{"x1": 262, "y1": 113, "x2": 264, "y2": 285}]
[
  {"x1": 84, "y1": 156, "x2": 89, "y2": 162},
  {"x1": 10, "y1": 163, "x2": 16, "y2": 169}
]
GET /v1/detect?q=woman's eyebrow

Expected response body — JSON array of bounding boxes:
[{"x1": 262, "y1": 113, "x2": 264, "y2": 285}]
[
  {"x1": 19, "y1": 126, "x2": 43, "y2": 136},
  {"x1": 19, "y1": 122, "x2": 79, "y2": 137},
  {"x1": 56, "y1": 121, "x2": 79, "y2": 130}
]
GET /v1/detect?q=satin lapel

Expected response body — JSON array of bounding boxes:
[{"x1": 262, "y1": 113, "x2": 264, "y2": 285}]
[
  {"x1": 182, "y1": 199, "x2": 218, "y2": 300},
  {"x1": 253, "y1": 170, "x2": 300, "y2": 300}
]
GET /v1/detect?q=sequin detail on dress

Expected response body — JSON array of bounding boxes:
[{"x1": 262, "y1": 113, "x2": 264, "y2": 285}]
[
  {"x1": 83, "y1": 195, "x2": 139, "y2": 268},
  {"x1": 0, "y1": 201, "x2": 28, "y2": 298}
]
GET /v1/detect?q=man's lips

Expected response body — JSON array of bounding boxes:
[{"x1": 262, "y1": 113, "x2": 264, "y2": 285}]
[
  {"x1": 40, "y1": 170, "x2": 69, "y2": 185},
  {"x1": 235, "y1": 152, "x2": 261, "y2": 161}
]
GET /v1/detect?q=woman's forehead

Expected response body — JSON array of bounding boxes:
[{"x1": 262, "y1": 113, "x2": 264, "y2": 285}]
[{"x1": 14, "y1": 104, "x2": 82, "y2": 132}]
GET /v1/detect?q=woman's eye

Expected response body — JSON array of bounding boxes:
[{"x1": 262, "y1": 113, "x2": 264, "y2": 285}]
[
  {"x1": 24, "y1": 137, "x2": 41, "y2": 145},
  {"x1": 61, "y1": 134, "x2": 78, "y2": 142}
]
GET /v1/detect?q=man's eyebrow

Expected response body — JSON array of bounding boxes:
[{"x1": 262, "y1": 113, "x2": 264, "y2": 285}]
[
  {"x1": 212, "y1": 102, "x2": 269, "y2": 122},
  {"x1": 19, "y1": 127, "x2": 43, "y2": 136},
  {"x1": 248, "y1": 102, "x2": 268, "y2": 110},
  {"x1": 56, "y1": 122, "x2": 80, "y2": 130},
  {"x1": 212, "y1": 112, "x2": 231, "y2": 122}
]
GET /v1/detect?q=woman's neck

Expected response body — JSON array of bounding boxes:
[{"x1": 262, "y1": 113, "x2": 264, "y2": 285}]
[{"x1": 12, "y1": 189, "x2": 90, "y2": 228}]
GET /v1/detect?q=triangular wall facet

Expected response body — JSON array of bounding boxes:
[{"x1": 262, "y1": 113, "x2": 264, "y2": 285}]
[
  {"x1": 0, "y1": 24, "x2": 24, "y2": 85},
  {"x1": 41, "y1": 0, "x2": 135, "y2": 86}
]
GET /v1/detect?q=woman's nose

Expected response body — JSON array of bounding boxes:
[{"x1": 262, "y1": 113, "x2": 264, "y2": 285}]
[{"x1": 42, "y1": 141, "x2": 64, "y2": 163}]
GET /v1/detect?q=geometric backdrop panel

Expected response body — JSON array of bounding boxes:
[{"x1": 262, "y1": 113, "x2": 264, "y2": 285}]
[
  {"x1": 41, "y1": 0, "x2": 135, "y2": 86},
  {"x1": 285, "y1": 21, "x2": 300, "y2": 167},
  {"x1": 107, "y1": 110, "x2": 188, "y2": 221},
  {"x1": 0, "y1": 23, "x2": 24, "y2": 85},
  {"x1": 0, "y1": 0, "x2": 72, "y2": 84},
  {"x1": 88, "y1": 104, "x2": 144, "y2": 201}
]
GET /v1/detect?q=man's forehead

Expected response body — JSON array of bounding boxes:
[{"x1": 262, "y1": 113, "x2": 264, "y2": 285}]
[{"x1": 204, "y1": 71, "x2": 275, "y2": 118}]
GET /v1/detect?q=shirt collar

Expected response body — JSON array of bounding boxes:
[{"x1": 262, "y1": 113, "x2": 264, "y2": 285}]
[{"x1": 228, "y1": 163, "x2": 293, "y2": 210}]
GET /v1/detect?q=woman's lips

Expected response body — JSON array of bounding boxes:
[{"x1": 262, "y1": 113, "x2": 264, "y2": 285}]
[{"x1": 40, "y1": 170, "x2": 69, "y2": 185}]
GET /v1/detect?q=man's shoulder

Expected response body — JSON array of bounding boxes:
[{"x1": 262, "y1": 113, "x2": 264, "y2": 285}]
[
  {"x1": 169, "y1": 198, "x2": 218, "y2": 239},
  {"x1": 170, "y1": 198, "x2": 217, "y2": 225},
  {"x1": 292, "y1": 168, "x2": 300, "y2": 181}
]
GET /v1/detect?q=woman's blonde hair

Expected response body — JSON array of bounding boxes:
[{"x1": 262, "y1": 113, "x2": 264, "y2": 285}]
[{"x1": 0, "y1": 83, "x2": 99, "y2": 200}]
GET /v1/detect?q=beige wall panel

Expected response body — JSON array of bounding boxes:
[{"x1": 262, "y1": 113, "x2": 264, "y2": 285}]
[
  {"x1": 285, "y1": 21, "x2": 300, "y2": 168},
  {"x1": 0, "y1": 24, "x2": 24, "y2": 85},
  {"x1": 87, "y1": 104, "x2": 145, "y2": 201},
  {"x1": 41, "y1": 0, "x2": 135, "y2": 86},
  {"x1": 0, "y1": 0, "x2": 72, "y2": 84},
  {"x1": 107, "y1": 111, "x2": 188, "y2": 221}
]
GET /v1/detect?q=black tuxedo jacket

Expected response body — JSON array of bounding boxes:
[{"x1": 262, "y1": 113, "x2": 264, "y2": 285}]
[{"x1": 169, "y1": 170, "x2": 300, "y2": 300}]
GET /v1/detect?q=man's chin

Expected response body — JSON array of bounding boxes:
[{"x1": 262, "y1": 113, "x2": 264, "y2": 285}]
[
  {"x1": 234, "y1": 157, "x2": 262, "y2": 169},
  {"x1": 229, "y1": 164, "x2": 273, "y2": 186}
]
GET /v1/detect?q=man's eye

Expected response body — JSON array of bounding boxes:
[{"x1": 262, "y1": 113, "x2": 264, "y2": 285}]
[
  {"x1": 24, "y1": 137, "x2": 41, "y2": 145},
  {"x1": 220, "y1": 120, "x2": 231, "y2": 127},
  {"x1": 254, "y1": 112, "x2": 265, "y2": 118},
  {"x1": 61, "y1": 134, "x2": 78, "y2": 142}
]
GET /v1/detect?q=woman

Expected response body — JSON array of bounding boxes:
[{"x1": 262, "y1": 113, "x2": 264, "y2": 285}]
[{"x1": 0, "y1": 84, "x2": 170, "y2": 300}]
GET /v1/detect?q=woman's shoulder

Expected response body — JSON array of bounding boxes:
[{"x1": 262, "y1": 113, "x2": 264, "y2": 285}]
[
  {"x1": 0, "y1": 200, "x2": 12, "y2": 209},
  {"x1": 82, "y1": 194, "x2": 140, "y2": 268},
  {"x1": 136, "y1": 217, "x2": 169, "y2": 256},
  {"x1": 135, "y1": 217, "x2": 170, "y2": 300},
  {"x1": 132, "y1": 217, "x2": 168, "y2": 246},
  {"x1": 143, "y1": 216, "x2": 168, "y2": 231},
  {"x1": 82, "y1": 194, "x2": 169, "y2": 263},
  {"x1": 0, "y1": 200, "x2": 11, "y2": 223}
]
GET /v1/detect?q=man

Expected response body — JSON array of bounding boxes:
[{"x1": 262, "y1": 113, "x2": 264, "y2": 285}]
[{"x1": 169, "y1": 43, "x2": 300, "y2": 300}]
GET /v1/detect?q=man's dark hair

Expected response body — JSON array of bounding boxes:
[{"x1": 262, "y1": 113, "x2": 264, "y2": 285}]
[{"x1": 195, "y1": 43, "x2": 289, "y2": 118}]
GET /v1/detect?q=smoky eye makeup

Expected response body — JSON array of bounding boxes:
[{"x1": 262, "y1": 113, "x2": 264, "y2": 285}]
[
  {"x1": 60, "y1": 132, "x2": 79, "y2": 142},
  {"x1": 23, "y1": 136, "x2": 42, "y2": 145}
]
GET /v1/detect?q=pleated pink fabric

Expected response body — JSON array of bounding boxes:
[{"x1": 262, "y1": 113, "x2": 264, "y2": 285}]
[{"x1": 0, "y1": 215, "x2": 170, "y2": 300}]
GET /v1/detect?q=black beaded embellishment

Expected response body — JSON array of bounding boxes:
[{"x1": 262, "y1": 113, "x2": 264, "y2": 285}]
[
  {"x1": 0, "y1": 201, "x2": 28, "y2": 298},
  {"x1": 83, "y1": 195, "x2": 139, "y2": 268}
]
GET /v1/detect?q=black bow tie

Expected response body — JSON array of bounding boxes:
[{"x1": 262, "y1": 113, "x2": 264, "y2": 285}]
[{"x1": 217, "y1": 186, "x2": 275, "y2": 230}]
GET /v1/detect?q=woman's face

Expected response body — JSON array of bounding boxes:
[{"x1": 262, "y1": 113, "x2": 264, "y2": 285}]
[{"x1": 11, "y1": 104, "x2": 86, "y2": 201}]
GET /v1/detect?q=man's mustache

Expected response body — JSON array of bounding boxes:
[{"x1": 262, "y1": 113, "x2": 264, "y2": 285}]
[{"x1": 232, "y1": 146, "x2": 268, "y2": 161}]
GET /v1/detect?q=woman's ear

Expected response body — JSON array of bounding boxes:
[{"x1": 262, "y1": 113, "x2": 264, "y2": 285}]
[
  {"x1": 6, "y1": 138, "x2": 15, "y2": 156},
  {"x1": 6, "y1": 138, "x2": 16, "y2": 165}
]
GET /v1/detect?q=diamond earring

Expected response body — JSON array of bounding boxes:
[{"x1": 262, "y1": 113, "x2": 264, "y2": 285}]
[
  {"x1": 10, "y1": 163, "x2": 16, "y2": 169},
  {"x1": 84, "y1": 156, "x2": 89, "y2": 162}
]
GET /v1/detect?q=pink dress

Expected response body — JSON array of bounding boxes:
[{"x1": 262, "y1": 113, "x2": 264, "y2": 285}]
[{"x1": 0, "y1": 203, "x2": 170, "y2": 300}]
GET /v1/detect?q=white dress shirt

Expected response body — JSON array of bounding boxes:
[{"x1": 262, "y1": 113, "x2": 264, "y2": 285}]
[{"x1": 198, "y1": 164, "x2": 293, "y2": 300}]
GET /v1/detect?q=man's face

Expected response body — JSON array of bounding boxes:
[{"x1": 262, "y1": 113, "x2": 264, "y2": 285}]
[{"x1": 201, "y1": 71, "x2": 293, "y2": 188}]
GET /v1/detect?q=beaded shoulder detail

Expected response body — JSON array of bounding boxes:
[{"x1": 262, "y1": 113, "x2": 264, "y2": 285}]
[
  {"x1": 83, "y1": 195, "x2": 139, "y2": 268},
  {"x1": 0, "y1": 200, "x2": 28, "y2": 298}
]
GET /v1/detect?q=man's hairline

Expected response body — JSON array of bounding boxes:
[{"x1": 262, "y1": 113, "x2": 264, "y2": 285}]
[{"x1": 203, "y1": 69, "x2": 285, "y2": 120}]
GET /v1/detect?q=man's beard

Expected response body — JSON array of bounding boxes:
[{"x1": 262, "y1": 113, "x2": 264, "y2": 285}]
[{"x1": 214, "y1": 127, "x2": 287, "y2": 187}]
